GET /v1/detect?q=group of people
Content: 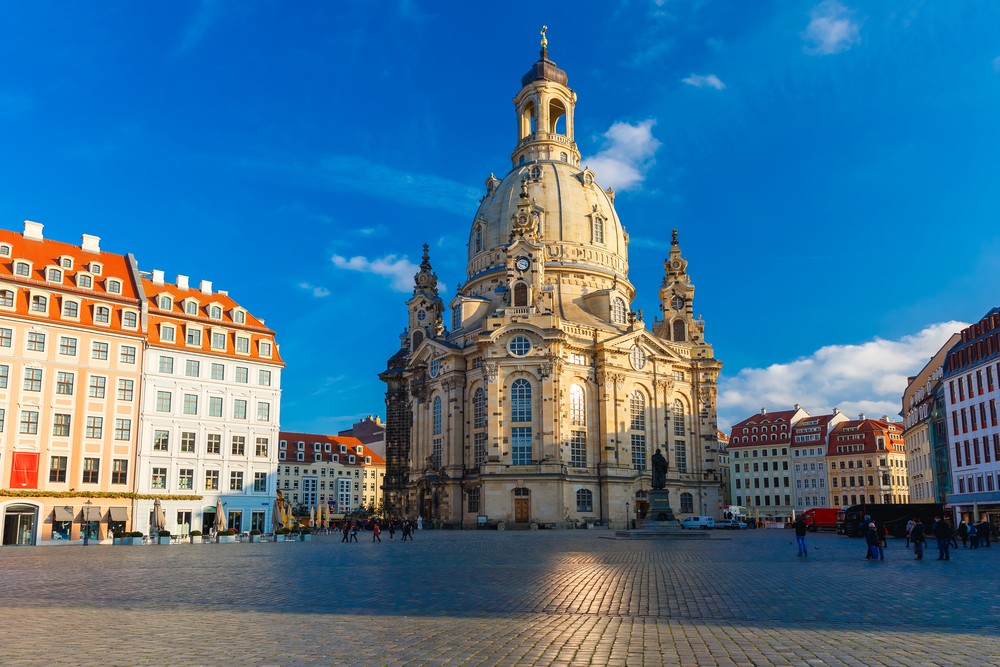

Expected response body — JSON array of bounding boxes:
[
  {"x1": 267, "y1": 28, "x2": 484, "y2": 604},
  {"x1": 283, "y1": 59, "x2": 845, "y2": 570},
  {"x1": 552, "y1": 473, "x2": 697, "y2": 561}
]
[
  {"x1": 337, "y1": 518, "x2": 417, "y2": 543},
  {"x1": 956, "y1": 519, "x2": 993, "y2": 549}
]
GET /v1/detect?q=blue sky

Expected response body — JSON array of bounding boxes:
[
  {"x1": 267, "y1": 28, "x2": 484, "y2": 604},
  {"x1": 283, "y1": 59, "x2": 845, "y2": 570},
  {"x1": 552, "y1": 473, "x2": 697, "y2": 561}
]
[{"x1": 1, "y1": 1, "x2": 998, "y2": 431}]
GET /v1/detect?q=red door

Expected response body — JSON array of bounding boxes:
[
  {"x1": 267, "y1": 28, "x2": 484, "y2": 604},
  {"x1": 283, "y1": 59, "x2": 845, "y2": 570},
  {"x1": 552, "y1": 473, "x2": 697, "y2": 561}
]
[{"x1": 11, "y1": 453, "x2": 39, "y2": 489}]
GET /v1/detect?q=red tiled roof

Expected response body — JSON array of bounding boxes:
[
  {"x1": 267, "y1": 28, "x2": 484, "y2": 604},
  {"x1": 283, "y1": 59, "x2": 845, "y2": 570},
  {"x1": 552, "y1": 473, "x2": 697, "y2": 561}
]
[
  {"x1": 826, "y1": 419, "x2": 905, "y2": 455},
  {"x1": 279, "y1": 432, "x2": 386, "y2": 466}
]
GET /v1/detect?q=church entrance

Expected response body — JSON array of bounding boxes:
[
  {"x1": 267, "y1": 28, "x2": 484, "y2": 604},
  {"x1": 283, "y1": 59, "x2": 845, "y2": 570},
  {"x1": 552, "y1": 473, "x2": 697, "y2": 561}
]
[{"x1": 513, "y1": 488, "x2": 530, "y2": 523}]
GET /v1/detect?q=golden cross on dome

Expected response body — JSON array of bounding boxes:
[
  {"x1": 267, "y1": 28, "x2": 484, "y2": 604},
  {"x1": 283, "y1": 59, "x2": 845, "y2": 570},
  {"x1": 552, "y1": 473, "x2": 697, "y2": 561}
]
[{"x1": 541, "y1": 26, "x2": 548, "y2": 49}]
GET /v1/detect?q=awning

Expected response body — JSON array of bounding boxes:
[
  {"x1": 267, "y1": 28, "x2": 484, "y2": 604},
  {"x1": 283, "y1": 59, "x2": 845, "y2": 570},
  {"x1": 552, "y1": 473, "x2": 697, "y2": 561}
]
[
  {"x1": 52, "y1": 506, "x2": 73, "y2": 521},
  {"x1": 109, "y1": 507, "x2": 129, "y2": 522},
  {"x1": 78, "y1": 507, "x2": 102, "y2": 521}
]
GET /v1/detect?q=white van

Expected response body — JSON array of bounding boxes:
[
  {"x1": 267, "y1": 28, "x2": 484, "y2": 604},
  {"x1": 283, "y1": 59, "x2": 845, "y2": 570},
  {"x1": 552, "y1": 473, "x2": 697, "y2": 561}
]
[{"x1": 680, "y1": 516, "x2": 715, "y2": 530}]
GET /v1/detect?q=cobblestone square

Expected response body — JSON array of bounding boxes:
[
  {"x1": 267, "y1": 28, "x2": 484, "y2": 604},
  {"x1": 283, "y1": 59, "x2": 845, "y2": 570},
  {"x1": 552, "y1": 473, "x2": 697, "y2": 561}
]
[{"x1": 0, "y1": 529, "x2": 997, "y2": 666}]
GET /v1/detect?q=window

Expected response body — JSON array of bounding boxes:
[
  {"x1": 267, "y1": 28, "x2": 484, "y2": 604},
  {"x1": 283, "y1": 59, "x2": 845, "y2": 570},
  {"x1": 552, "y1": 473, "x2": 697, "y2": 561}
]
[
  {"x1": 185, "y1": 360, "x2": 200, "y2": 377},
  {"x1": 27, "y1": 331, "x2": 44, "y2": 351},
  {"x1": 630, "y1": 391, "x2": 645, "y2": 431},
  {"x1": 90, "y1": 263, "x2": 101, "y2": 275},
  {"x1": 468, "y1": 488, "x2": 480, "y2": 514},
  {"x1": 230, "y1": 471, "x2": 244, "y2": 491},
  {"x1": 259, "y1": 370, "x2": 271, "y2": 386},
  {"x1": 576, "y1": 489, "x2": 593, "y2": 512},
  {"x1": 186, "y1": 328, "x2": 201, "y2": 346},
  {"x1": 56, "y1": 372, "x2": 73, "y2": 395},
  {"x1": 508, "y1": 336, "x2": 531, "y2": 356},
  {"x1": 236, "y1": 367, "x2": 248, "y2": 383},
  {"x1": 107, "y1": 280, "x2": 121, "y2": 294},
  {"x1": 673, "y1": 400, "x2": 685, "y2": 436},
  {"x1": 570, "y1": 384, "x2": 586, "y2": 426},
  {"x1": 254, "y1": 472, "x2": 267, "y2": 492},
  {"x1": 30, "y1": 295, "x2": 47, "y2": 312},
  {"x1": 52, "y1": 414, "x2": 71, "y2": 437},
  {"x1": 0, "y1": 290, "x2": 11, "y2": 308},
  {"x1": 675, "y1": 440, "x2": 687, "y2": 473},
  {"x1": 49, "y1": 456, "x2": 67, "y2": 483},
  {"x1": 161, "y1": 326, "x2": 175, "y2": 342},
  {"x1": 432, "y1": 438, "x2": 442, "y2": 468},
  {"x1": 233, "y1": 399, "x2": 247, "y2": 419},
  {"x1": 510, "y1": 379, "x2": 531, "y2": 421},
  {"x1": 15, "y1": 262, "x2": 29, "y2": 276},
  {"x1": 561, "y1": 429, "x2": 585, "y2": 468},
  {"x1": 679, "y1": 492, "x2": 694, "y2": 513},
  {"x1": 672, "y1": 320, "x2": 686, "y2": 342},
  {"x1": 156, "y1": 391, "x2": 171, "y2": 412},
  {"x1": 0, "y1": 365, "x2": 5, "y2": 389},
  {"x1": 89, "y1": 376, "x2": 106, "y2": 398},
  {"x1": 0, "y1": 328, "x2": 9, "y2": 347},
  {"x1": 77, "y1": 274, "x2": 92, "y2": 288},
  {"x1": 151, "y1": 467, "x2": 167, "y2": 489},
  {"x1": 209, "y1": 397, "x2": 223, "y2": 417},
  {"x1": 92, "y1": 342, "x2": 108, "y2": 360},
  {"x1": 123, "y1": 311, "x2": 137, "y2": 328},
  {"x1": 154, "y1": 430, "x2": 169, "y2": 451},
  {"x1": 256, "y1": 438, "x2": 268, "y2": 457},
  {"x1": 47, "y1": 268, "x2": 61, "y2": 282},
  {"x1": 159, "y1": 295, "x2": 171, "y2": 310},
  {"x1": 211, "y1": 363, "x2": 225, "y2": 380},
  {"x1": 178, "y1": 469, "x2": 194, "y2": 490},
  {"x1": 212, "y1": 332, "x2": 226, "y2": 349},
  {"x1": 115, "y1": 419, "x2": 131, "y2": 441},
  {"x1": 511, "y1": 427, "x2": 532, "y2": 465},
  {"x1": 117, "y1": 379, "x2": 134, "y2": 401},
  {"x1": 630, "y1": 346, "x2": 646, "y2": 370},
  {"x1": 259, "y1": 341, "x2": 272, "y2": 356},
  {"x1": 85, "y1": 416, "x2": 103, "y2": 438},
  {"x1": 82, "y1": 458, "x2": 100, "y2": 484},
  {"x1": 207, "y1": 433, "x2": 221, "y2": 455},
  {"x1": 433, "y1": 396, "x2": 442, "y2": 435},
  {"x1": 232, "y1": 436, "x2": 245, "y2": 455},
  {"x1": 94, "y1": 306, "x2": 110, "y2": 323},
  {"x1": 593, "y1": 216, "x2": 604, "y2": 243},
  {"x1": 210, "y1": 305, "x2": 222, "y2": 319},
  {"x1": 474, "y1": 432, "x2": 487, "y2": 468},
  {"x1": 23, "y1": 368, "x2": 42, "y2": 392},
  {"x1": 473, "y1": 388, "x2": 486, "y2": 429},
  {"x1": 120, "y1": 345, "x2": 136, "y2": 364},
  {"x1": 183, "y1": 394, "x2": 198, "y2": 415},
  {"x1": 257, "y1": 402, "x2": 270, "y2": 421},
  {"x1": 513, "y1": 282, "x2": 528, "y2": 307},
  {"x1": 631, "y1": 434, "x2": 647, "y2": 470},
  {"x1": 236, "y1": 337, "x2": 250, "y2": 353},
  {"x1": 19, "y1": 410, "x2": 38, "y2": 434},
  {"x1": 611, "y1": 297, "x2": 627, "y2": 324},
  {"x1": 185, "y1": 301, "x2": 197, "y2": 315},
  {"x1": 205, "y1": 470, "x2": 219, "y2": 490}
]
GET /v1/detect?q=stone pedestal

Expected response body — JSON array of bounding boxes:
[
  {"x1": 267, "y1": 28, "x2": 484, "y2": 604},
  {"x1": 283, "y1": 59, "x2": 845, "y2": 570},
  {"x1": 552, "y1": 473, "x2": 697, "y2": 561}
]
[
  {"x1": 647, "y1": 489, "x2": 677, "y2": 523},
  {"x1": 612, "y1": 488, "x2": 709, "y2": 540}
]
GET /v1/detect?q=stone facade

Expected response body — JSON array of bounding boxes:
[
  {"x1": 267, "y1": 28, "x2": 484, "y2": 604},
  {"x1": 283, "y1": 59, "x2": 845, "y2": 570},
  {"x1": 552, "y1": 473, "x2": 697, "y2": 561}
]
[{"x1": 381, "y1": 43, "x2": 723, "y2": 528}]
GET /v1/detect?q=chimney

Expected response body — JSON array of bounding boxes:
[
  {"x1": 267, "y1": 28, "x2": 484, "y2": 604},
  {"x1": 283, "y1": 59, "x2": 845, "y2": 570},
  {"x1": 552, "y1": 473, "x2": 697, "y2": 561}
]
[
  {"x1": 152, "y1": 270, "x2": 164, "y2": 285},
  {"x1": 80, "y1": 234, "x2": 100, "y2": 253},
  {"x1": 760, "y1": 408, "x2": 766, "y2": 415},
  {"x1": 794, "y1": 404, "x2": 800, "y2": 411},
  {"x1": 859, "y1": 413, "x2": 866, "y2": 421},
  {"x1": 218, "y1": 290, "x2": 228, "y2": 296},
  {"x1": 833, "y1": 407, "x2": 840, "y2": 415},
  {"x1": 880, "y1": 415, "x2": 888, "y2": 422},
  {"x1": 23, "y1": 220, "x2": 43, "y2": 241},
  {"x1": 199, "y1": 280, "x2": 212, "y2": 295},
  {"x1": 176, "y1": 275, "x2": 189, "y2": 290}
]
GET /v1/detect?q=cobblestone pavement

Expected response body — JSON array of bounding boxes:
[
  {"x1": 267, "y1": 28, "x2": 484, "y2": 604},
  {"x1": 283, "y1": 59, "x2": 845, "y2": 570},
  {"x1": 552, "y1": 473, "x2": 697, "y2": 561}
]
[{"x1": 0, "y1": 529, "x2": 998, "y2": 666}]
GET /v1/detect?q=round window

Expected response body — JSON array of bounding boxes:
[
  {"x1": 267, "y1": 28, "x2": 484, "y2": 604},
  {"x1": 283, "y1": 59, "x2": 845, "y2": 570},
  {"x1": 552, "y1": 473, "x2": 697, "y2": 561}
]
[
  {"x1": 508, "y1": 336, "x2": 532, "y2": 357},
  {"x1": 429, "y1": 360, "x2": 439, "y2": 378},
  {"x1": 417, "y1": 310, "x2": 426, "y2": 322},
  {"x1": 630, "y1": 346, "x2": 647, "y2": 371}
]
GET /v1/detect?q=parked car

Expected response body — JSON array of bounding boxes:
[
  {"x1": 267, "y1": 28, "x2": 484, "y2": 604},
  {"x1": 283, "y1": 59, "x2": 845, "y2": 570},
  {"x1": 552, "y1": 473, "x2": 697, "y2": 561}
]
[
  {"x1": 680, "y1": 516, "x2": 715, "y2": 529},
  {"x1": 720, "y1": 519, "x2": 747, "y2": 530}
]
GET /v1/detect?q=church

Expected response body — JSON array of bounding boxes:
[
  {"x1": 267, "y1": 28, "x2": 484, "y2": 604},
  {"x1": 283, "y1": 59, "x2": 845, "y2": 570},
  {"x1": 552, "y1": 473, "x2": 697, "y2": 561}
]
[{"x1": 380, "y1": 32, "x2": 724, "y2": 528}]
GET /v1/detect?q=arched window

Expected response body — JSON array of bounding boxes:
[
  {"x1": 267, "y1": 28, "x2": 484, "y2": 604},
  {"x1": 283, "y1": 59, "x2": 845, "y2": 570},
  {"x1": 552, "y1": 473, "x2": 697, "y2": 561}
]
[
  {"x1": 513, "y1": 283, "x2": 528, "y2": 307},
  {"x1": 210, "y1": 306, "x2": 222, "y2": 319},
  {"x1": 412, "y1": 329, "x2": 423, "y2": 348},
  {"x1": 679, "y1": 492, "x2": 694, "y2": 513},
  {"x1": 611, "y1": 297, "x2": 627, "y2": 324},
  {"x1": 576, "y1": 488, "x2": 593, "y2": 512},
  {"x1": 452, "y1": 307, "x2": 461, "y2": 332},
  {"x1": 475, "y1": 225, "x2": 483, "y2": 253},
  {"x1": 186, "y1": 302, "x2": 197, "y2": 315},
  {"x1": 473, "y1": 388, "x2": 486, "y2": 429},
  {"x1": 30, "y1": 295, "x2": 46, "y2": 312},
  {"x1": 570, "y1": 384, "x2": 585, "y2": 426},
  {"x1": 593, "y1": 216, "x2": 605, "y2": 244},
  {"x1": 0, "y1": 290, "x2": 12, "y2": 307},
  {"x1": 433, "y1": 396, "x2": 442, "y2": 435},
  {"x1": 510, "y1": 379, "x2": 531, "y2": 422},
  {"x1": 521, "y1": 100, "x2": 535, "y2": 138},
  {"x1": 560, "y1": 152, "x2": 568, "y2": 162},
  {"x1": 672, "y1": 320, "x2": 686, "y2": 342},
  {"x1": 673, "y1": 400, "x2": 685, "y2": 436},
  {"x1": 630, "y1": 391, "x2": 645, "y2": 431},
  {"x1": 549, "y1": 98, "x2": 566, "y2": 134}
]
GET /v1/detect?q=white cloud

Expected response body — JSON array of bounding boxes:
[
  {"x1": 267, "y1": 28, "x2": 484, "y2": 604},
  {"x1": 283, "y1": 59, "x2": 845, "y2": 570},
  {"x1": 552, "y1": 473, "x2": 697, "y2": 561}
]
[
  {"x1": 801, "y1": 0, "x2": 861, "y2": 56},
  {"x1": 992, "y1": 56, "x2": 1000, "y2": 73},
  {"x1": 297, "y1": 282, "x2": 330, "y2": 298},
  {"x1": 581, "y1": 120, "x2": 662, "y2": 192},
  {"x1": 717, "y1": 321, "x2": 966, "y2": 430},
  {"x1": 331, "y1": 253, "x2": 447, "y2": 294},
  {"x1": 682, "y1": 74, "x2": 725, "y2": 90}
]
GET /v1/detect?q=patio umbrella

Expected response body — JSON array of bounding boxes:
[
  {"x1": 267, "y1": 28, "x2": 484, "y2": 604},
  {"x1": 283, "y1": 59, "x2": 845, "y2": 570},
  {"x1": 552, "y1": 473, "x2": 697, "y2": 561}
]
[
  {"x1": 215, "y1": 498, "x2": 227, "y2": 532},
  {"x1": 271, "y1": 498, "x2": 284, "y2": 532},
  {"x1": 309, "y1": 505, "x2": 315, "y2": 527},
  {"x1": 152, "y1": 498, "x2": 166, "y2": 533}
]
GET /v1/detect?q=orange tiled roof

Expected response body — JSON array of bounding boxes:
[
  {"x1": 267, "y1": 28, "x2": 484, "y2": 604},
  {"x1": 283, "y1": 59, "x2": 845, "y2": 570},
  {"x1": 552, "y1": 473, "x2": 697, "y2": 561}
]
[
  {"x1": 826, "y1": 419, "x2": 905, "y2": 455},
  {"x1": 279, "y1": 432, "x2": 386, "y2": 467}
]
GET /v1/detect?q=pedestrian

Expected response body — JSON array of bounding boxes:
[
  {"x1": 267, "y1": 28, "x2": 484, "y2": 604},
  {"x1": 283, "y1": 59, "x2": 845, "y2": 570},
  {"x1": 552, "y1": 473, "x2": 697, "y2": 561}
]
[
  {"x1": 967, "y1": 521, "x2": 978, "y2": 550},
  {"x1": 350, "y1": 521, "x2": 358, "y2": 542},
  {"x1": 980, "y1": 520, "x2": 992, "y2": 548},
  {"x1": 905, "y1": 519, "x2": 914, "y2": 548},
  {"x1": 911, "y1": 518, "x2": 925, "y2": 560},
  {"x1": 865, "y1": 523, "x2": 879, "y2": 561},
  {"x1": 388, "y1": 521, "x2": 395, "y2": 541},
  {"x1": 341, "y1": 522, "x2": 350, "y2": 543},
  {"x1": 958, "y1": 520, "x2": 968, "y2": 548},
  {"x1": 372, "y1": 522, "x2": 381, "y2": 542},
  {"x1": 932, "y1": 515, "x2": 952, "y2": 561},
  {"x1": 793, "y1": 516, "x2": 808, "y2": 557},
  {"x1": 875, "y1": 521, "x2": 887, "y2": 560}
]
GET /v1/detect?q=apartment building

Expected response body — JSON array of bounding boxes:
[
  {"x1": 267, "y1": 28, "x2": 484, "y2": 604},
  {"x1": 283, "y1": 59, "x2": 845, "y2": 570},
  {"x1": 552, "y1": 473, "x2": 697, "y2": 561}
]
[
  {"x1": 790, "y1": 410, "x2": 848, "y2": 509},
  {"x1": 826, "y1": 416, "x2": 907, "y2": 507}
]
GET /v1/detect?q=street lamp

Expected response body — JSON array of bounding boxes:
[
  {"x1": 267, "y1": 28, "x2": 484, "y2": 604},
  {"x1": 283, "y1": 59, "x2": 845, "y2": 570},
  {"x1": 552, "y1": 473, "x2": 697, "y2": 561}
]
[
  {"x1": 625, "y1": 501, "x2": 630, "y2": 529},
  {"x1": 83, "y1": 499, "x2": 92, "y2": 546}
]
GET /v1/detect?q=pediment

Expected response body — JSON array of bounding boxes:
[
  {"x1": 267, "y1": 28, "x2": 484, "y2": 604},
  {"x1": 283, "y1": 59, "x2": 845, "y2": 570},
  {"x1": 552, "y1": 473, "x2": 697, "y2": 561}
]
[{"x1": 598, "y1": 329, "x2": 685, "y2": 362}]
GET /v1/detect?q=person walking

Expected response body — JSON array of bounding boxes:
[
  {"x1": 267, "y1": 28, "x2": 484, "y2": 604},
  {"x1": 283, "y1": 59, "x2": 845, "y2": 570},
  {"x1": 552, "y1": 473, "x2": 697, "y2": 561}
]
[
  {"x1": 911, "y1": 518, "x2": 925, "y2": 560},
  {"x1": 341, "y1": 521, "x2": 350, "y2": 543},
  {"x1": 865, "y1": 523, "x2": 879, "y2": 561},
  {"x1": 933, "y1": 516, "x2": 952, "y2": 561},
  {"x1": 905, "y1": 519, "x2": 914, "y2": 548},
  {"x1": 350, "y1": 521, "x2": 358, "y2": 542},
  {"x1": 967, "y1": 521, "x2": 978, "y2": 550},
  {"x1": 793, "y1": 516, "x2": 808, "y2": 557},
  {"x1": 388, "y1": 521, "x2": 395, "y2": 541},
  {"x1": 980, "y1": 519, "x2": 992, "y2": 548},
  {"x1": 958, "y1": 520, "x2": 969, "y2": 548},
  {"x1": 875, "y1": 521, "x2": 887, "y2": 560},
  {"x1": 401, "y1": 521, "x2": 412, "y2": 541},
  {"x1": 372, "y1": 522, "x2": 381, "y2": 542}
]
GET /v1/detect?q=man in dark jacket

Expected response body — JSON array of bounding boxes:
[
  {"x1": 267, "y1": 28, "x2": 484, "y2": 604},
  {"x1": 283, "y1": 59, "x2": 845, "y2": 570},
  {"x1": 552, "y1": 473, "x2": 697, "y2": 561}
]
[
  {"x1": 911, "y1": 518, "x2": 925, "y2": 560},
  {"x1": 793, "y1": 517, "x2": 808, "y2": 557},
  {"x1": 933, "y1": 516, "x2": 952, "y2": 561},
  {"x1": 980, "y1": 519, "x2": 992, "y2": 548},
  {"x1": 865, "y1": 523, "x2": 879, "y2": 561}
]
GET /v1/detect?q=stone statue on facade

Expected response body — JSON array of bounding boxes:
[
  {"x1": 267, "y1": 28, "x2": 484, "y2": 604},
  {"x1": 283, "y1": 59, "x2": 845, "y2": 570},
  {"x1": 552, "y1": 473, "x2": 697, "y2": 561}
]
[{"x1": 651, "y1": 448, "x2": 668, "y2": 490}]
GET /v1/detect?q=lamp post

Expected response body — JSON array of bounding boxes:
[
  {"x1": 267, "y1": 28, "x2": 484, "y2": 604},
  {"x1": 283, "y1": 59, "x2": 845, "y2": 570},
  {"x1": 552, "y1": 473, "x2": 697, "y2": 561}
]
[
  {"x1": 625, "y1": 501, "x2": 630, "y2": 529},
  {"x1": 83, "y1": 499, "x2": 92, "y2": 546}
]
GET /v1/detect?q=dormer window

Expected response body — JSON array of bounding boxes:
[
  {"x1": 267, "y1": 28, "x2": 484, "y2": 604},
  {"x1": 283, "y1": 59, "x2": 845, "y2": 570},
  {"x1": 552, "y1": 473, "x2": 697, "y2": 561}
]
[
  {"x1": 210, "y1": 306, "x2": 222, "y2": 319},
  {"x1": 186, "y1": 327, "x2": 201, "y2": 345},
  {"x1": 159, "y1": 295, "x2": 171, "y2": 310},
  {"x1": 15, "y1": 262, "x2": 30, "y2": 277},
  {"x1": 259, "y1": 341, "x2": 272, "y2": 357},
  {"x1": 314, "y1": 453, "x2": 322, "y2": 462},
  {"x1": 78, "y1": 274, "x2": 92, "y2": 288},
  {"x1": 30, "y1": 295, "x2": 47, "y2": 312},
  {"x1": 123, "y1": 311, "x2": 137, "y2": 328},
  {"x1": 211, "y1": 331, "x2": 226, "y2": 349},
  {"x1": 234, "y1": 310, "x2": 245, "y2": 324},
  {"x1": 324, "y1": 443, "x2": 331, "y2": 452},
  {"x1": 332, "y1": 454, "x2": 339, "y2": 462},
  {"x1": 107, "y1": 280, "x2": 121, "y2": 294},
  {"x1": 94, "y1": 306, "x2": 110, "y2": 323},
  {"x1": 185, "y1": 301, "x2": 197, "y2": 315},
  {"x1": 339, "y1": 444, "x2": 347, "y2": 454},
  {"x1": 47, "y1": 269, "x2": 62, "y2": 282},
  {"x1": 279, "y1": 440, "x2": 287, "y2": 450},
  {"x1": 60, "y1": 257, "x2": 72, "y2": 269},
  {"x1": 160, "y1": 324, "x2": 175, "y2": 342},
  {"x1": 63, "y1": 300, "x2": 79, "y2": 318},
  {"x1": 0, "y1": 245, "x2": 10, "y2": 256},
  {"x1": 355, "y1": 446, "x2": 363, "y2": 455},
  {"x1": 236, "y1": 337, "x2": 249, "y2": 353},
  {"x1": 296, "y1": 441, "x2": 304, "y2": 451},
  {"x1": 0, "y1": 290, "x2": 13, "y2": 308},
  {"x1": 313, "y1": 442, "x2": 322, "y2": 451},
  {"x1": 90, "y1": 263, "x2": 102, "y2": 275},
  {"x1": 296, "y1": 452, "x2": 304, "y2": 461}
]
